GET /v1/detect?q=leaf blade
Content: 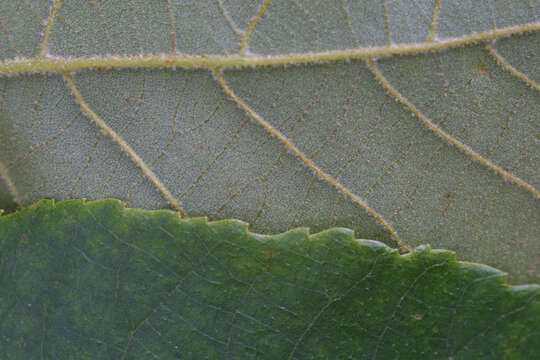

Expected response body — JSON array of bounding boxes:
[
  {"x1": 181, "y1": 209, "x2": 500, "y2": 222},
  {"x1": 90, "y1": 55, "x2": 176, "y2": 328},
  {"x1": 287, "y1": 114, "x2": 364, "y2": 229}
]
[
  {"x1": 1, "y1": 199, "x2": 538, "y2": 359},
  {"x1": 0, "y1": 1, "x2": 538, "y2": 282}
]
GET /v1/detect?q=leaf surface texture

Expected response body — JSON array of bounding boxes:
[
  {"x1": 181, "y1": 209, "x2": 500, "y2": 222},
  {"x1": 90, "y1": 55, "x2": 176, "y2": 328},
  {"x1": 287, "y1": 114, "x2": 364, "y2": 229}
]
[
  {"x1": 0, "y1": 0, "x2": 538, "y2": 282},
  {"x1": 1, "y1": 199, "x2": 539, "y2": 359}
]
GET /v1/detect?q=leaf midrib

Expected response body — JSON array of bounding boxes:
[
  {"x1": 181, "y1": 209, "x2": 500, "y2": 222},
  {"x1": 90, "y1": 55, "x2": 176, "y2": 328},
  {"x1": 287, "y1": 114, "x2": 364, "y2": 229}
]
[
  {"x1": 0, "y1": 6, "x2": 537, "y2": 253},
  {"x1": 0, "y1": 23, "x2": 538, "y2": 75}
]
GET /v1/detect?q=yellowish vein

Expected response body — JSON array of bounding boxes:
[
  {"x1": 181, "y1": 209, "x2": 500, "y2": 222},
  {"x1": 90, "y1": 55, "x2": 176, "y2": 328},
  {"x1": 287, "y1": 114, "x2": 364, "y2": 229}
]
[
  {"x1": 427, "y1": 0, "x2": 443, "y2": 41},
  {"x1": 1, "y1": 23, "x2": 537, "y2": 75},
  {"x1": 382, "y1": 0, "x2": 392, "y2": 45},
  {"x1": 366, "y1": 59, "x2": 540, "y2": 199},
  {"x1": 0, "y1": 159, "x2": 23, "y2": 209},
  {"x1": 486, "y1": 41, "x2": 540, "y2": 91},
  {"x1": 63, "y1": 74, "x2": 186, "y2": 216},
  {"x1": 212, "y1": 69, "x2": 407, "y2": 250},
  {"x1": 39, "y1": 0, "x2": 63, "y2": 57},
  {"x1": 238, "y1": 0, "x2": 273, "y2": 55}
]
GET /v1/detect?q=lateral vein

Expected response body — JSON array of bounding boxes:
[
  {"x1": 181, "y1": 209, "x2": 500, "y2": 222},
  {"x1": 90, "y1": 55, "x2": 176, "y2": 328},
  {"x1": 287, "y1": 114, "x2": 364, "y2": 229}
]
[
  {"x1": 486, "y1": 41, "x2": 540, "y2": 91},
  {"x1": 39, "y1": 0, "x2": 63, "y2": 56},
  {"x1": 366, "y1": 59, "x2": 540, "y2": 199},
  {"x1": 63, "y1": 74, "x2": 186, "y2": 216},
  {"x1": 0, "y1": 160, "x2": 23, "y2": 209},
  {"x1": 212, "y1": 69, "x2": 407, "y2": 250}
]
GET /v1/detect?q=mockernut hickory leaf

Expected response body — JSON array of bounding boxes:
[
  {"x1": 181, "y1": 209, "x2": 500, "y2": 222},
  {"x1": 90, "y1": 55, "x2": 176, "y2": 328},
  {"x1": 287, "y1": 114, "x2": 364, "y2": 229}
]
[
  {"x1": 0, "y1": 1, "x2": 538, "y2": 282},
  {"x1": 1, "y1": 199, "x2": 539, "y2": 359}
]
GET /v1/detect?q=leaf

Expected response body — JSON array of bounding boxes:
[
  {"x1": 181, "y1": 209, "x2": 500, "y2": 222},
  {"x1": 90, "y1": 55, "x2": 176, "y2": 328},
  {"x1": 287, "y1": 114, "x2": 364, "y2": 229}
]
[
  {"x1": 1, "y1": 199, "x2": 539, "y2": 359},
  {"x1": 0, "y1": 1, "x2": 538, "y2": 283}
]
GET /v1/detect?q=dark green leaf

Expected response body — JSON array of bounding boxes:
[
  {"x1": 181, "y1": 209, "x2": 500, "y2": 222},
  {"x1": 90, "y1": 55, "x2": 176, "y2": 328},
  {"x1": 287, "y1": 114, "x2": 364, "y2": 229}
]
[{"x1": 1, "y1": 199, "x2": 538, "y2": 359}]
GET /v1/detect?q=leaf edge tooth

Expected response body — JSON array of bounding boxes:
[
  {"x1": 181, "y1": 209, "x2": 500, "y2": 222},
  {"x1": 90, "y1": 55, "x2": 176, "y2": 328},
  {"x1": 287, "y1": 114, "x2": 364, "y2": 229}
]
[{"x1": 1, "y1": 198, "x2": 538, "y2": 290}]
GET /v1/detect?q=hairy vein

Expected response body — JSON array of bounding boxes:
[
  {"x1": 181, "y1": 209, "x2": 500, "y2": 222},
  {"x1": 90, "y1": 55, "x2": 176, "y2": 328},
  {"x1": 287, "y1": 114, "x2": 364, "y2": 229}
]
[
  {"x1": 486, "y1": 41, "x2": 540, "y2": 91},
  {"x1": 238, "y1": 0, "x2": 273, "y2": 55},
  {"x1": 0, "y1": 160, "x2": 23, "y2": 209},
  {"x1": 63, "y1": 74, "x2": 186, "y2": 216},
  {"x1": 1, "y1": 23, "x2": 537, "y2": 75},
  {"x1": 366, "y1": 59, "x2": 540, "y2": 199},
  {"x1": 427, "y1": 0, "x2": 443, "y2": 41},
  {"x1": 39, "y1": 0, "x2": 63, "y2": 56},
  {"x1": 212, "y1": 69, "x2": 406, "y2": 250}
]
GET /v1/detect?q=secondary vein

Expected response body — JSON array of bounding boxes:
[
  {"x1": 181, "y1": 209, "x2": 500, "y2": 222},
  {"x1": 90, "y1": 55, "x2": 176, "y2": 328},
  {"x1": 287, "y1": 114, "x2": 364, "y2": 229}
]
[
  {"x1": 63, "y1": 73, "x2": 186, "y2": 216},
  {"x1": 212, "y1": 69, "x2": 407, "y2": 250}
]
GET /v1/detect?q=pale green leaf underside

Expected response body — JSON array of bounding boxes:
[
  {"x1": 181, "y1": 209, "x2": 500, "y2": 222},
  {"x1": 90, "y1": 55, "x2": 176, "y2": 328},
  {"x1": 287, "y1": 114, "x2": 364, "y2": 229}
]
[{"x1": 0, "y1": 0, "x2": 539, "y2": 282}]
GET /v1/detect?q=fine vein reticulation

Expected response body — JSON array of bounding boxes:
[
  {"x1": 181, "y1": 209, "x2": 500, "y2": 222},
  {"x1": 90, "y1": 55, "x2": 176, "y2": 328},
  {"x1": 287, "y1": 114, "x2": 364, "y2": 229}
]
[
  {"x1": 0, "y1": 0, "x2": 538, "y2": 250},
  {"x1": 212, "y1": 69, "x2": 406, "y2": 250},
  {"x1": 366, "y1": 59, "x2": 540, "y2": 199},
  {"x1": 63, "y1": 74, "x2": 186, "y2": 217}
]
